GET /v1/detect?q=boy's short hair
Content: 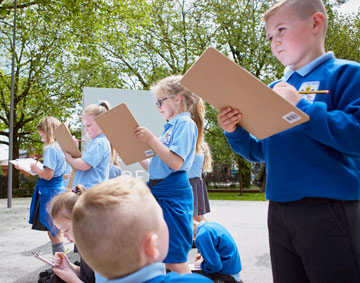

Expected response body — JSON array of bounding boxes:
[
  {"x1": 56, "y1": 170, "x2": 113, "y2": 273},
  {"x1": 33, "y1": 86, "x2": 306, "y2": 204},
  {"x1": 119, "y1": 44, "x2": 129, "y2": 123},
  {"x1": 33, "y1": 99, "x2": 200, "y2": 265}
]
[
  {"x1": 72, "y1": 175, "x2": 161, "y2": 279},
  {"x1": 264, "y1": 0, "x2": 328, "y2": 34}
]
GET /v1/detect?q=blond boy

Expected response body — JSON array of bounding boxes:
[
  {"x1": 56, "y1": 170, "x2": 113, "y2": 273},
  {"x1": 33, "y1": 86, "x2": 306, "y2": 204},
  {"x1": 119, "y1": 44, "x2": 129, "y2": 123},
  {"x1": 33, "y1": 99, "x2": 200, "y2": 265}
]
[
  {"x1": 218, "y1": 0, "x2": 360, "y2": 282},
  {"x1": 72, "y1": 175, "x2": 212, "y2": 282}
]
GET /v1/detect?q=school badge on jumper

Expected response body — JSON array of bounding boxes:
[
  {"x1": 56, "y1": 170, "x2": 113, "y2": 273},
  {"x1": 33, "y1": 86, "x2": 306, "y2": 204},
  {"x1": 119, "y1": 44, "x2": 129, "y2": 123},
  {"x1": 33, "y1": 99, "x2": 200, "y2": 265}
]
[{"x1": 298, "y1": 81, "x2": 320, "y2": 103}]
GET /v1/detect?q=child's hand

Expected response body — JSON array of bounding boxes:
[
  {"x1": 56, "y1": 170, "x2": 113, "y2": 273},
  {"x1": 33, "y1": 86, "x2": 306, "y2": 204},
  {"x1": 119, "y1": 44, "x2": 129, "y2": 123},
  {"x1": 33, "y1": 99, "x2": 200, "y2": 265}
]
[
  {"x1": 64, "y1": 152, "x2": 73, "y2": 162},
  {"x1": 63, "y1": 174, "x2": 70, "y2": 180},
  {"x1": 52, "y1": 252, "x2": 70, "y2": 269},
  {"x1": 273, "y1": 81, "x2": 301, "y2": 106},
  {"x1": 134, "y1": 126, "x2": 156, "y2": 144},
  {"x1": 52, "y1": 252, "x2": 82, "y2": 282},
  {"x1": 30, "y1": 164, "x2": 40, "y2": 175},
  {"x1": 194, "y1": 254, "x2": 203, "y2": 268},
  {"x1": 217, "y1": 107, "x2": 242, "y2": 133},
  {"x1": 72, "y1": 136, "x2": 79, "y2": 148}
]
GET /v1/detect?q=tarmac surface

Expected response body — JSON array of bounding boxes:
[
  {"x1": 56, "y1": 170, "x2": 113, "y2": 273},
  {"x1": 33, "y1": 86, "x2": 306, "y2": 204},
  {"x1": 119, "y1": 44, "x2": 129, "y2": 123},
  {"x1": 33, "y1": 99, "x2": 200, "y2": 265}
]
[{"x1": 0, "y1": 198, "x2": 272, "y2": 283}]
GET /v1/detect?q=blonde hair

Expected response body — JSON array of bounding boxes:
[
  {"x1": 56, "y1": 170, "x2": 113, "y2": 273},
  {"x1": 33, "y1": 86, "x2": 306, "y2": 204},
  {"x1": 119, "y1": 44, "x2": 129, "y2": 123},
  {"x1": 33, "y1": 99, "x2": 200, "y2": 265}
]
[
  {"x1": 150, "y1": 75, "x2": 205, "y2": 153},
  {"x1": 264, "y1": 0, "x2": 328, "y2": 34},
  {"x1": 83, "y1": 101, "x2": 117, "y2": 164},
  {"x1": 37, "y1": 117, "x2": 61, "y2": 147},
  {"x1": 48, "y1": 184, "x2": 86, "y2": 221},
  {"x1": 72, "y1": 175, "x2": 161, "y2": 279},
  {"x1": 201, "y1": 141, "x2": 212, "y2": 173}
]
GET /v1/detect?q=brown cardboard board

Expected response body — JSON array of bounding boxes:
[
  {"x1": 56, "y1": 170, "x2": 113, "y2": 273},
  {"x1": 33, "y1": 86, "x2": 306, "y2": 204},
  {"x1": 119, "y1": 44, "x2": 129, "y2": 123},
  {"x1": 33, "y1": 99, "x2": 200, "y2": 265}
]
[
  {"x1": 180, "y1": 47, "x2": 309, "y2": 140},
  {"x1": 95, "y1": 103, "x2": 155, "y2": 166},
  {"x1": 54, "y1": 123, "x2": 82, "y2": 158}
]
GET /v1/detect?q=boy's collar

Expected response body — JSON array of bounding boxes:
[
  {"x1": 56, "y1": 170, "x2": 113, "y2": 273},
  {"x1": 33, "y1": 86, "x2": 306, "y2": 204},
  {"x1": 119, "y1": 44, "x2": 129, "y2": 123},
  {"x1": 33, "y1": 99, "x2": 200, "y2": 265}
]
[{"x1": 282, "y1": 52, "x2": 334, "y2": 81}]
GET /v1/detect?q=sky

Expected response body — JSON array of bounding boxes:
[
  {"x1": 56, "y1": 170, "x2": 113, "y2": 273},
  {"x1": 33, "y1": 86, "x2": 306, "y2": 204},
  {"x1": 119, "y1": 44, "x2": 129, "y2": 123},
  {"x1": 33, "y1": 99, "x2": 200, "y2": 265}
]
[{"x1": 336, "y1": 0, "x2": 360, "y2": 14}]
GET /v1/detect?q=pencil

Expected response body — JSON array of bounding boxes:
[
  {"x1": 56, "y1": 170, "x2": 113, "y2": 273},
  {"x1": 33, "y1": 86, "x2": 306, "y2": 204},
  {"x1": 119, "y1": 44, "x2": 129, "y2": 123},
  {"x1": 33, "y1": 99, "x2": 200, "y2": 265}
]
[{"x1": 299, "y1": 90, "x2": 329, "y2": 94}]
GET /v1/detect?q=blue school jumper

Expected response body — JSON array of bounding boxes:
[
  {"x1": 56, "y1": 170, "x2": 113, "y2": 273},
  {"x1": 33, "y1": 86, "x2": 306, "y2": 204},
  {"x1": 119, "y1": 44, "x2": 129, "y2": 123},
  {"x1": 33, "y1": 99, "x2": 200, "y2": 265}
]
[
  {"x1": 73, "y1": 133, "x2": 111, "y2": 189},
  {"x1": 195, "y1": 222, "x2": 242, "y2": 281},
  {"x1": 104, "y1": 262, "x2": 213, "y2": 283},
  {"x1": 148, "y1": 112, "x2": 197, "y2": 263},
  {"x1": 225, "y1": 52, "x2": 360, "y2": 202},
  {"x1": 29, "y1": 144, "x2": 67, "y2": 237}
]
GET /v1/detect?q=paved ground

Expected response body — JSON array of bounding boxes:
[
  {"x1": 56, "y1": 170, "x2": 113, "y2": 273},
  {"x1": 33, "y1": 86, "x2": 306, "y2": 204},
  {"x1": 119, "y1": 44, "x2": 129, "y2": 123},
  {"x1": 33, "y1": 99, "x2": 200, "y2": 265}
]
[{"x1": 0, "y1": 198, "x2": 272, "y2": 283}]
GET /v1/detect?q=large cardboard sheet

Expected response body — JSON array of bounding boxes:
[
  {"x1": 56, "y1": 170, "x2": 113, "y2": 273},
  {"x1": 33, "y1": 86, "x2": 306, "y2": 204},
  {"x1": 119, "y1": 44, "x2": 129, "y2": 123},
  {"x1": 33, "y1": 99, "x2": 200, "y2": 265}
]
[
  {"x1": 54, "y1": 123, "x2": 82, "y2": 158},
  {"x1": 180, "y1": 47, "x2": 309, "y2": 140},
  {"x1": 95, "y1": 103, "x2": 155, "y2": 166}
]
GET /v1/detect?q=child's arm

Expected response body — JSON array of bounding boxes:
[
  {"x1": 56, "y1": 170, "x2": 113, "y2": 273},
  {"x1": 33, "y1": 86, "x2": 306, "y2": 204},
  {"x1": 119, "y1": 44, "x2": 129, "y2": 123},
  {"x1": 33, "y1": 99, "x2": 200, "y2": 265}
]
[
  {"x1": 195, "y1": 233, "x2": 223, "y2": 273},
  {"x1": 30, "y1": 165, "x2": 54, "y2": 180},
  {"x1": 52, "y1": 252, "x2": 83, "y2": 283},
  {"x1": 217, "y1": 107, "x2": 242, "y2": 133},
  {"x1": 65, "y1": 152, "x2": 91, "y2": 171},
  {"x1": 139, "y1": 159, "x2": 150, "y2": 171},
  {"x1": 134, "y1": 126, "x2": 184, "y2": 170}
]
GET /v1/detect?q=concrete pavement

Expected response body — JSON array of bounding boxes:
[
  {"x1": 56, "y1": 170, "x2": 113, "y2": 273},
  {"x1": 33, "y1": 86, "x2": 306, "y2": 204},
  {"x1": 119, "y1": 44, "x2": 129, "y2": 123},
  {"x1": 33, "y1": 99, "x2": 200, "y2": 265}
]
[{"x1": 0, "y1": 198, "x2": 272, "y2": 283}]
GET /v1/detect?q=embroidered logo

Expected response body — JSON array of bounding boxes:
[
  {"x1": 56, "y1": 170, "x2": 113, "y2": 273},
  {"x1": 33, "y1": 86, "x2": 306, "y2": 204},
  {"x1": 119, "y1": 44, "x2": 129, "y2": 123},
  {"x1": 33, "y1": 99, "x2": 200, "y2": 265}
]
[
  {"x1": 298, "y1": 81, "x2": 320, "y2": 103},
  {"x1": 160, "y1": 130, "x2": 172, "y2": 145}
]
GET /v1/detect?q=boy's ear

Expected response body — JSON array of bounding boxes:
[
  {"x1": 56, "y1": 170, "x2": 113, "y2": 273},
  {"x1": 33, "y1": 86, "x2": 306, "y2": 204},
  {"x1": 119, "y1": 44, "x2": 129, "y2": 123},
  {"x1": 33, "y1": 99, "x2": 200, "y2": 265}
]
[
  {"x1": 311, "y1": 12, "x2": 325, "y2": 34},
  {"x1": 144, "y1": 233, "x2": 160, "y2": 260}
]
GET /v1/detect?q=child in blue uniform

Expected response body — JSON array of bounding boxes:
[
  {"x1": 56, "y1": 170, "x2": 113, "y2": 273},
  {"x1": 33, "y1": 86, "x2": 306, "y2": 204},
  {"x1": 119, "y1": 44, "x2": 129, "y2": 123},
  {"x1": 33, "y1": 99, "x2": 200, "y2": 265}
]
[
  {"x1": 193, "y1": 221, "x2": 242, "y2": 283},
  {"x1": 72, "y1": 175, "x2": 212, "y2": 283},
  {"x1": 48, "y1": 185, "x2": 95, "y2": 283},
  {"x1": 22, "y1": 117, "x2": 68, "y2": 255},
  {"x1": 134, "y1": 75, "x2": 205, "y2": 274},
  {"x1": 65, "y1": 101, "x2": 111, "y2": 189},
  {"x1": 189, "y1": 141, "x2": 212, "y2": 222},
  {"x1": 218, "y1": 0, "x2": 360, "y2": 282}
]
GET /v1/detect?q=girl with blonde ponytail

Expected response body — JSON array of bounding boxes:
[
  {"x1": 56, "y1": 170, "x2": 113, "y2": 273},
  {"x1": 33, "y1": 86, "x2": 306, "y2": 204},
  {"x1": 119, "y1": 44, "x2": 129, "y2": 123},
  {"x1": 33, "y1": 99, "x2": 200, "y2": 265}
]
[{"x1": 134, "y1": 75, "x2": 203, "y2": 274}]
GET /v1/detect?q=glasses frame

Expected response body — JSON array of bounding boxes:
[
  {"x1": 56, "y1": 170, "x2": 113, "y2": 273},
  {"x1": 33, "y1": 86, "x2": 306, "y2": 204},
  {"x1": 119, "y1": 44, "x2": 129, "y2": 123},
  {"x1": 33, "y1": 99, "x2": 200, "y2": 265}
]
[{"x1": 155, "y1": 96, "x2": 171, "y2": 108}]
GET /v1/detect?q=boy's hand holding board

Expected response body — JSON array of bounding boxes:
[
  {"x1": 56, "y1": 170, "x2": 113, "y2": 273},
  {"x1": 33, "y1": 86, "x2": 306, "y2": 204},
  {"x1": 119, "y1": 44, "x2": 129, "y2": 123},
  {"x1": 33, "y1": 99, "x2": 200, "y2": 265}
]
[
  {"x1": 95, "y1": 103, "x2": 155, "y2": 165},
  {"x1": 180, "y1": 47, "x2": 310, "y2": 140}
]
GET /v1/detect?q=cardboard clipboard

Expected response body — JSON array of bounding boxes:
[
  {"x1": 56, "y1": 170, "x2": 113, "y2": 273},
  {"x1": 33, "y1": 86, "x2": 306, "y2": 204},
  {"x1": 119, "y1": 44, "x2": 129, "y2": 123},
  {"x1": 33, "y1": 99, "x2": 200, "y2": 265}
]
[
  {"x1": 180, "y1": 47, "x2": 309, "y2": 140},
  {"x1": 54, "y1": 123, "x2": 82, "y2": 158},
  {"x1": 95, "y1": 103, "x2": 155, "y2": 166}
]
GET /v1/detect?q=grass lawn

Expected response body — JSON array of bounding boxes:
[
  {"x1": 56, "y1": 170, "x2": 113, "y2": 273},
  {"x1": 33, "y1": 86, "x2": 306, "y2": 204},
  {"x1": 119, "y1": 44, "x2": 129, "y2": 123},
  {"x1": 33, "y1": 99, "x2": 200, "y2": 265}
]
[{"x1": 208, "y1": 191, "x2": 266, "y2": 201}]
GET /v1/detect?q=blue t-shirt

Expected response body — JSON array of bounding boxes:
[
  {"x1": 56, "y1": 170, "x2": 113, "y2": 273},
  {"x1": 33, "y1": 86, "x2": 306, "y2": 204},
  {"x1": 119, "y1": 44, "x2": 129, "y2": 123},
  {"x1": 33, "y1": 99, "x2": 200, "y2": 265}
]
[
  {"x1": 43, "y1": 143, "x2": 67, "y2": 177},
  {"x1": 225, "y1": 52, "x2": 360, "y2": 202},
  {"x1": 73, "y1": 134, "x2": 111, "y2": 189},
  {"x1": 188, "y1": 153, "x2": 204, "y2": 178},
  {"x1": 148, "y1": 112, "x2": 198, "y2": 180},
  {"x1": 195, "y1": 222, "x2": 242, "y2": 280},
  {"x1": 109, "y1": 165, "x2": 122, "y2": 179},
  {"x1": 104, "y1": 262, "x2": 212, "y2": 283}
]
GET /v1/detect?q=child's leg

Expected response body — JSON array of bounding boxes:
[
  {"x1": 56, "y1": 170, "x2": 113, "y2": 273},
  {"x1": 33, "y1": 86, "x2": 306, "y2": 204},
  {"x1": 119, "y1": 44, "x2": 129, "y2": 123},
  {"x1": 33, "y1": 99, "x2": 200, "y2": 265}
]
[
  {"x1": 48, "y1": 231, "x2": 64, "y2": 255},
  {"x1": 166, "y1": 262, "x2": 191, "y2": 274},
  {"x1": 269, "y1": 198, "x2": 360, "y2": 283}
]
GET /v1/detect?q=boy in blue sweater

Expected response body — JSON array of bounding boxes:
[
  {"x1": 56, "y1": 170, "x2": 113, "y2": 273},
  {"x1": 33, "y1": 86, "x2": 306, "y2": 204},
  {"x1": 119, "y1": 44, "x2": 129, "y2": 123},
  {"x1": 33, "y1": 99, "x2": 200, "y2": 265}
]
[
  {"x1": 72, "y1": 175, "x2": 212, "y2": 283},
  {"x1": 218, "y1": 0, "x2": 360, "y2": 282},
  {"x1": 193, "y1": 221, "x2": 242, "y2": 283}
]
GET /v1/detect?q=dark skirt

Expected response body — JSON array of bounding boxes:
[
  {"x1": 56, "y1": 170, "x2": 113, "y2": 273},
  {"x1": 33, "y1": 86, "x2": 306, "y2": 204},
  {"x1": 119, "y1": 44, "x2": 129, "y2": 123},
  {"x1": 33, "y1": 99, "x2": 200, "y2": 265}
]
[
  {"x1": 190, "y1": 177, "x2": 210, "y2": 217},
  {"x1": 31, "y1": 194, "x2": 48, "y2": 231}
]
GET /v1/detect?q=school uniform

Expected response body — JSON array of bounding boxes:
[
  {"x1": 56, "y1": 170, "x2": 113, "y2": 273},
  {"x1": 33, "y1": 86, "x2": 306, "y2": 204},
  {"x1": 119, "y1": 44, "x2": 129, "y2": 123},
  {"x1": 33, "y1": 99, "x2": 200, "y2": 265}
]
[
  {"x1": 29, "y1": 143, "x2": 67, "y2": 237},
  {"x1": 195, "y1": 222, "x2": 242, "y2": 282},
  {"x1": 225, "y1": 52, "x2": 360, "y2": 282},
  {"x1": 188, "y1": 153, "x2": 210, "y2": 217},
  {"x1": 109, "y1": 164, "x2": 122, "y2": 179},
  {"x1": 72, "y1": 134, "x2": 111, "y2": 189},
  {"x1": 148, "y1": 112, "x2": 197, "y2": 263},
  {"x1": 104, "y1": 262, "x2": 213, "y2": 283}
]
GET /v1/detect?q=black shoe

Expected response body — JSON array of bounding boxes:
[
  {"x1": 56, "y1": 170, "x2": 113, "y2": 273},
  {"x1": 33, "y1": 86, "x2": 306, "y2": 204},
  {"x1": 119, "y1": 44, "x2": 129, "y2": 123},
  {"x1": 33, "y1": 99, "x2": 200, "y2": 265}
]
[
  {"x1": 192, "y1": 241, "x2": 197, "y2": 249},
  {"x1": 38, "y1": 269, "x2": 54, "y2": 282}
]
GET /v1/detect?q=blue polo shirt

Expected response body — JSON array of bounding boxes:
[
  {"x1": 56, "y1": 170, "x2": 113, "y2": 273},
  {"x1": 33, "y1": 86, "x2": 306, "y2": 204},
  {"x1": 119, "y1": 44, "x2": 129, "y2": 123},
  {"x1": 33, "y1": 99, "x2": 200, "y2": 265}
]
[{"x1": 148, "y1": 112, "x2": 198, "y2": 180}]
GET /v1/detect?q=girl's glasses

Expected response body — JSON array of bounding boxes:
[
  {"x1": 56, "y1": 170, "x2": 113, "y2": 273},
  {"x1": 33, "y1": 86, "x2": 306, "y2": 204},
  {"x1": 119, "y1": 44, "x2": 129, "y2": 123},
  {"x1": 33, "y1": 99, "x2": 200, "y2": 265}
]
[{"x1": 155, "y1": 96, "x2": 170, "y2": 108}]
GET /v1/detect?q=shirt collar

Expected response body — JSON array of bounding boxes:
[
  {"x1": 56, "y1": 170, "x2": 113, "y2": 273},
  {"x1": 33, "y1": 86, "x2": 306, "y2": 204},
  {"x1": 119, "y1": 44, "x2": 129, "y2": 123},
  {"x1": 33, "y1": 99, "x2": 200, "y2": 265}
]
[
  {"x1": 106, "y1": 262, "x2": 165, "y2": 283},
  {"x1": 168, "y1": 112, "x2": 191, "y2": 126},
  {"x1": 282, "y1": 51, "x2": 334, "y2": 81}
]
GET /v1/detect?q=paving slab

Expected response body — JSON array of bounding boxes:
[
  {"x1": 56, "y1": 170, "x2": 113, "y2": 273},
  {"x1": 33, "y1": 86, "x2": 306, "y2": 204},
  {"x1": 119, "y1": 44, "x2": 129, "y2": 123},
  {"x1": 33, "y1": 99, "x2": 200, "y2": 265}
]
[{"x1": 0, "y1": 198, "x2": 272, "y2": 283}]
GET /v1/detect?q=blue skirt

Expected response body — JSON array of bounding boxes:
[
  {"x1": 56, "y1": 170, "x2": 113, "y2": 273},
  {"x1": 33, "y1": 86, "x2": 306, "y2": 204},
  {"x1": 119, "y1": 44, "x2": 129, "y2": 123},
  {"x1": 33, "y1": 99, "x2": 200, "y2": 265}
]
[
  {"x1": 149, "y1": 171, "x2": 194, "y2": 263},
  {"x1": 29, "y1": 176, "x2": 66, "y2": 237}
]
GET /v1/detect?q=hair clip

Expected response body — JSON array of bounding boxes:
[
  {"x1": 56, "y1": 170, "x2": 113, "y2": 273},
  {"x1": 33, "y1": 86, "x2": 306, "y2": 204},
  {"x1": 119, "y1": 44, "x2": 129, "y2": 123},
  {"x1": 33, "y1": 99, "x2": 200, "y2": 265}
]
[
  {"x1": 72, "y1": 186, "x2": 81, "y2": 195},
  {"x1": 97, "y1": 99, "x2": 103, "y2": 106}
]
